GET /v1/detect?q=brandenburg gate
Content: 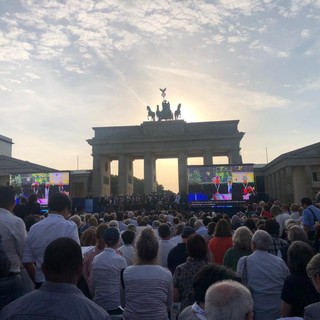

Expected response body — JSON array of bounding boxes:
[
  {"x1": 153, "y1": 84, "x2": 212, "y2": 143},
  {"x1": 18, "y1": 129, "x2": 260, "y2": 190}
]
[{"x1": 87, "y1": 120, "x2": 244, "y2": 196}]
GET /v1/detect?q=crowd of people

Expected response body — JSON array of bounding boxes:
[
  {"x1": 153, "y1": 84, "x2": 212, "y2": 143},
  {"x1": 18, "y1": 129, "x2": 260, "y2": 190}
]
[{"x1": 2, "y1": 185, "x2": 320, "y2": 319}]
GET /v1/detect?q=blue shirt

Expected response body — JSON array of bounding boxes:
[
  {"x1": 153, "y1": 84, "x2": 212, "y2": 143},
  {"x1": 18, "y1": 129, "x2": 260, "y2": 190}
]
[
  {"x1": 0, "y1": 281, "x2": 111, "y2": 320},
  {"x1": 302, "y1": 205, "x2": 320, "y2": 232}
]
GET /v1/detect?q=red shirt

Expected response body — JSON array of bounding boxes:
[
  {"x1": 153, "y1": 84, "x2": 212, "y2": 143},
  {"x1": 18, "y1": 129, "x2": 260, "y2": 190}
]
[{"x1": 208, "y1": 236, "x2": 233, "y2": 264}]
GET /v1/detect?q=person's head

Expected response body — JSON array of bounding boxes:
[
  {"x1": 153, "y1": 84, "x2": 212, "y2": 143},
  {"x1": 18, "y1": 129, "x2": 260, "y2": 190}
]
[
  {"x1": 181, "y1": 226, "x2": 196, "y2": 242},
  {"x1": 108, "y1": 220, "x2": 119, "y2": 229},
  {"x1": 158, "y1": 223, "x2": 171, "y2": 239},
  {"x1": 69, "y1": 215, "x2": 81, "y2": 229},
  {"x1": 0, "y1": 186, "x2": 15, "y2": 211},
  {"x1": 127, "y1": 224, "x2": 137, "y2": 233},
  {"x1": 270, "y1": 205, "x2": 282, "y2": 217},
  {"x1": 103, "y1": 227, "x2": 120, "y2": 248},
  {"x1": 186, "y1": 234, "x2": 207, "y2": 260},
  {"x1": 232, "y1": 226, "x2": 252, "y2": 251},
  {"x1": 48, "y1": 192, "x2": 72, "y2": 217},
  {"x1": 251, "y1": 230, "x2": 272, "y2": 251},
  {"x1": 207, "y1": 222, "x2": 216, "y2": 235},
  {"x1": 287, "y1": 241, "x2": 314, "y2": 274},
  {"x1": 18, "y1": 195, "x2": 27, "y2": 205},
  {"x1": 205, "y1": 280, "x2": 253, "y2": 320},
  {"x1": 287, "y1": 225, "x2": 309, "y2": 243},
  {"x1": 290, "y1": 203, "x2": 300, "y2": 212},
  {"x1": 42, "y1": 237, "x2": 83, "y2": 284},
  {"x1": 136, "y1": 228, "x2": 159, "y2": 264},
  {"x1": 194, "y1": 220, "x2": 204, "y2": 230},
  {"x1": 213, "y1": 219, "x2": 232, "y2": 237},
  {"x1": 301, "y1": 197, "x2": 312, "y2": 209},
  {"x1": 243, "y1": 218, "x2": 256, "y2": 232},
  {"x1": 80, "y1": 227, "x2": 97, "y2": 247},
  {"x1": 116, "y1": 211, "x2": 124, "y2": 221},
  {"x1": 121, "y1": 229, "x2": 135, "y2": 245},
  {"x1": 307, "y1": 254, "x2": 320, "y2": 293},
  {"x1": 264, "y1": 219, "x2": 280, "y2": 236},
  {"x1": 175, "y1": 223, "x2": 184, "y2": 236},
  {"x1": 193, "y1": 264, "x2": 239, "y2": 305},
  {"x1": 27, "y1": 193, "x2": 38, "y2": 205},
  {"x1": 95, "y1": 223, "x2": 109, "y2": 250},
  {"x1": 88, "y1": 216, "x2": 98, "y2": 227}
]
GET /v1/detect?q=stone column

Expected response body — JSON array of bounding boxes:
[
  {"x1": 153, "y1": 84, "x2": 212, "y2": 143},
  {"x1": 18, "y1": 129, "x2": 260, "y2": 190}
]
[
  {"x1": 275, "y1": 171, "x2": 280, "y2": 200},
  {"x1": 178, "y1": 152, "x2": 188, "y2": 194},
  {"x1": 305, "y1": 166, "x2": 313, "y2": 198},
  {"x1": 279, "y1": 169, "x2": 286, "y2": 202},
  {"x1": 228, "y1": 148, "x2": 242, "y2": 164},
  {"x1": 144, "y1": 153, "x2": 157, "y2": 194},
  {"x1": 285, "y1": 166, "x2": 294, "y2": 203},
  {"x1": 118, "y1": 154, "x2": 134, "y2": 195},
  {"x1": 92, "y1": 155, "x2": 111, "y2": 197},
  {"x1": 203, "y1": 151, "x2": 212, "y2": 166},
  {"x1": 271, "y1": 173, "x2": 276, "y2": 200}
]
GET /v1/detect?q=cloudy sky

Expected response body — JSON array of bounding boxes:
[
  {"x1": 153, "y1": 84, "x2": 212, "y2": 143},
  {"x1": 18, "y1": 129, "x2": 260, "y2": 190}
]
[{"x1": 1, "y1": 0, "x2": 320, "y2": 192}]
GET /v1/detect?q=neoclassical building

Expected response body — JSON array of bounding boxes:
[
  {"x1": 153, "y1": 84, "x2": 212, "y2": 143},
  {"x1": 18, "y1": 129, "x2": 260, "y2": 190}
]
[{"x1": 87, "y1": 120, "x2": 244, "y2": 197}]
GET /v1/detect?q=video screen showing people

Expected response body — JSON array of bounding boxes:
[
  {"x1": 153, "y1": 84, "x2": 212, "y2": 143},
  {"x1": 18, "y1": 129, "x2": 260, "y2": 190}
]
[
  {"x1": 187, "y1": 164, "x2": 255, "y2": 203},
  {"x1": 10, "y1": 172, "x2": 70, "y2": 206}
]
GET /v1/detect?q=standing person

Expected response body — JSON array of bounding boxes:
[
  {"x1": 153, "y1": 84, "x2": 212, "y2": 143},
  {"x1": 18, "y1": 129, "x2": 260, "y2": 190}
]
[
  {"x1": 158, "y1": 223, "x2": 175, "y2": 268},
  {"x1": 208, "y1": 219, "x2": 233, "y2": 264},
  {"x1": 301, "y1": 197, "x2": 320, "y2": 241},
  {"x1": 122, "y1": 228, "x2": 173, "y2": 320},
  {"x1": 119, "y1": 229, "x2": 136, "y2": 266},
  {"x1": 173, "y1": 234, "x2": 209, "y2": 311},
  {"x1": 237, "y1": 230, "x2": 290, "y2": 320},
  {"x1": 0, "y1": 237, "x2": 110, "y2": 320},
  {"x1": 26, "y1": 193, "x2": 41, "y2": 216},
  {"x1": 168, "y1": 226, "x2": 195, "y2": 274},
  {"x1": 281, "y1": 241, "x2": 320, "y2": 318},
  {"x1": 92, "y1": 228, "x2": 127, "y2": 315},
  {"x1": 305, "y1": 253, "x2": 320, "y2": 319},
  {"x1": 0, "y1": 186, "x2": 26, "y2": 305},
  {"x1": 23, "y1": 192, "x2": 80, "y2": 288},
  {"x1": 223, "y1": 226, "x2": 253, "y2": 272}
]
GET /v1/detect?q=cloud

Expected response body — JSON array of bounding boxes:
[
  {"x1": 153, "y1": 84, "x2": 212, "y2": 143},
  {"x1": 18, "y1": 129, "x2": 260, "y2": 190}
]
[{"x1": 301, "y1": 29, "x2": 311, "y2": 39}]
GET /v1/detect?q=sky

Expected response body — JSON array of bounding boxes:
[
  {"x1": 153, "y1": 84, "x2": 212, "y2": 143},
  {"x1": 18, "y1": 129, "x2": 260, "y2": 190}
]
[{"x1": 1, "y1": 0, "x2": 320, "y2": 192}]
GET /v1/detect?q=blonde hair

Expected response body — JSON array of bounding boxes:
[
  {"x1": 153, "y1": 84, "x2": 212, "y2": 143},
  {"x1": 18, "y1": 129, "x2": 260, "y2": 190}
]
[{"x1": 232, "y1": 226, "x2": 252, "y2": 250}]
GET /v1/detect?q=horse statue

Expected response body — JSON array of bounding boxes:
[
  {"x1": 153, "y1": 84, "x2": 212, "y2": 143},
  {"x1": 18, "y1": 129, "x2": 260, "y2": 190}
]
[
  {"x1": 146, "y1": 106, "x2": 155, "y2": 121},
  {"x1": 156, "y1": 100, "x2": 173, "y2": 121},
  {"x1": 174, "y1": 103, "x2": 181, "y2": 120}
]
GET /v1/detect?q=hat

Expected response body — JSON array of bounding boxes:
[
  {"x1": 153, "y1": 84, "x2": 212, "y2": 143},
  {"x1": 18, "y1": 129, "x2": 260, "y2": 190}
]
[
  {"x1": 103, "y1": 228, "x2": 120, "y2": 244},
  {"x1": 181, "y1": 226, "x2": 195, "y2": 239}
]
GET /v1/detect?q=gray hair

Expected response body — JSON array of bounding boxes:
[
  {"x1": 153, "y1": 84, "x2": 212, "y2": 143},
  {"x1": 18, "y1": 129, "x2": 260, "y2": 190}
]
[
  {"x1": 252, "y1": 230, "x2": 272, "y2": 251},
  {"x1": 232, "y1": 226, "x2": 252, "y2": 251},
  {"x1": 307, "y1": 253, "x2": 320, "y2": 279},
  {"x1": 205, "y1": 280, "x2": 253, "y2": 320}
]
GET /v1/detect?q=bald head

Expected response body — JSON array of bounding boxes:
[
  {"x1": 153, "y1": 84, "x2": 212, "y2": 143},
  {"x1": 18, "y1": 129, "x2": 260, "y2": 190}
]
[{"x1": 205, "y1": 280, "x2": 253, "y2": 320}]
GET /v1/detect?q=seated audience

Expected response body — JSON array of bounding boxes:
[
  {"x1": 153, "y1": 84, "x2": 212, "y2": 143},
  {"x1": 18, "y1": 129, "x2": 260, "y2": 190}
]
[{"x1": 119, "y1": 229, "x2": 136, "y2": 266}]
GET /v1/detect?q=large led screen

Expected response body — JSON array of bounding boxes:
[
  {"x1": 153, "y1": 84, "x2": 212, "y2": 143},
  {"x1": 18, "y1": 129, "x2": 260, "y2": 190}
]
[
  {"x1": 187, "y1": 164, "x2": 255, "y2": 204},
  {"x1": 10, "y1": 172, "x2": 70, "y2": 206}
]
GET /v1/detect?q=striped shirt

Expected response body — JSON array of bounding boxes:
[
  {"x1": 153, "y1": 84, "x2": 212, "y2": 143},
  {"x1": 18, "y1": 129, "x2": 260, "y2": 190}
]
[{"x1": 122, "y1": 265, "x2": 173, "y2": 320}]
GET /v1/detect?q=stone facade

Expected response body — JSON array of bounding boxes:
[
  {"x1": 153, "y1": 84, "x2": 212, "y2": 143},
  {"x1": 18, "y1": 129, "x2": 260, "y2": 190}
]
[{"x1": 87, "y1": 120, "x2": 244, "y2": 196}]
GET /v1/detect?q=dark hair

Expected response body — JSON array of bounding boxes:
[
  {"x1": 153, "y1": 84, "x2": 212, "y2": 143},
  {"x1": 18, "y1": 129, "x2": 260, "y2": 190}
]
[
  {"x1": 117, "y1": 211, "x2": 124, "y2": 221},
  {"x1": 213, "y1": 219, "x2": 232, "y2": 237},
  {"x1": 121, "y1": 230, "x2": 135, "y2": 245},
  {"x1": 43, "y1": 237, "x2": 82, "y2": 280},
  {"x1": 243, "y1": 218, "x2": 256, "y2": 231},
  {"x1": 207, "y1": 222, "x2": 216, "y2": 235},
  {"x1": 48, "y1": 192, "x2": 72, "y2": 212},
  {"x1": 186, "y1": 234, "x2": 207, "y2": 260},
  {"x1": 136, "y1": 228, "x2": 158, "y2": 262},
  {"x1": 193, "y1": 264, "x2": 239, "y2": 303},
  {"x1": 0, "y1": 186, "x2": 15, "y2": 209},
  {"x1": 158, "y1": 223, "x2": 171, "y2": 239},
  {"x1": 287, "y1": 241, "x2": 315, "y2": 274},
  {"x1": 27, "y1": 193, "x2": 38, "y2": 205},
  {"x1": 264, "y1": 219, "x2": 280, "y2": 236},
  {"x1": 301, "y1": 197, "x2": 312, "y2": 206}
]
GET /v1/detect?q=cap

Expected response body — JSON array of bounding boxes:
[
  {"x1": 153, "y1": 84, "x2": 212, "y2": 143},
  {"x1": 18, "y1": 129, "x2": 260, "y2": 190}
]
[{"x1": 181, "y1": 226, "x2": 195, "y2": 239}]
